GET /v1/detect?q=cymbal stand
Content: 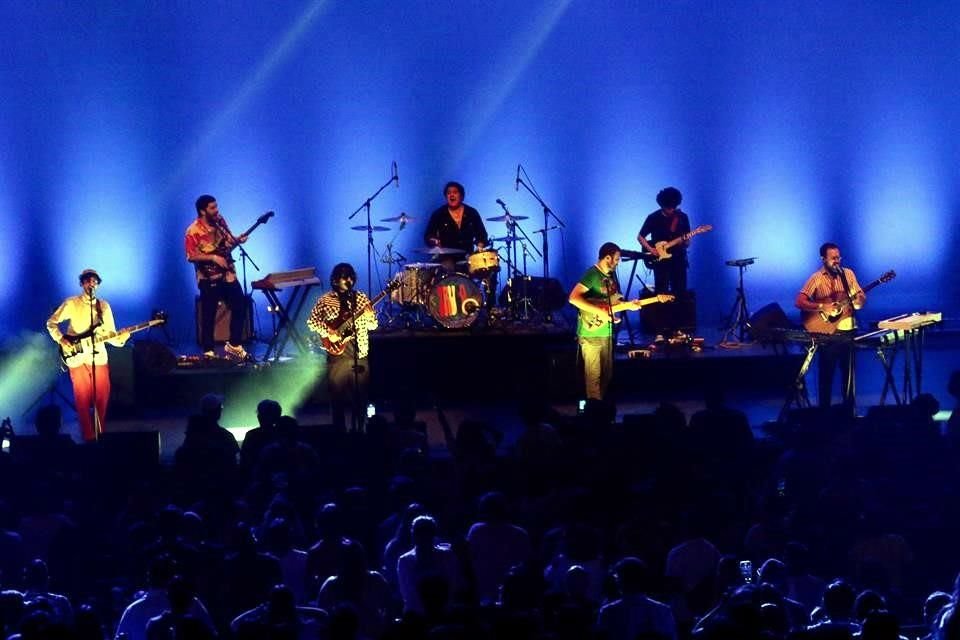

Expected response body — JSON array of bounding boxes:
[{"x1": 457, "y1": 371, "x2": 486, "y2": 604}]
[
  {"x1": 720, "y1": 257, "x2": 757, "y2": 345},
  {"x1": 380, "y1": 229, "x2": 407, "y2": 323},
  {"x1": 347, "y1": 164, "x2": 398, "y2": 296}
]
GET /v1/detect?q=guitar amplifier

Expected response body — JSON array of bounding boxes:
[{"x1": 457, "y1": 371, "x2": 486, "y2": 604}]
[
  {"x1": 195, "y1": 295, "x2": 254, "y2": 345},
  {"x1": 641, "y1": 290, "x2": 696, "y2": 334}
]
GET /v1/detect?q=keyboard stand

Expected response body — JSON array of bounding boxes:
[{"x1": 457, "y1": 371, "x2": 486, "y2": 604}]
[{"x1": 259, "y1": 283, "x2": 318, "y2": 361}]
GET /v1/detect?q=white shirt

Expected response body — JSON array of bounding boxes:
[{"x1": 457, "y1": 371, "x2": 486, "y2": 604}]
[{"x1": 47, "y1": 294, "x2": 122, "y2": 367}]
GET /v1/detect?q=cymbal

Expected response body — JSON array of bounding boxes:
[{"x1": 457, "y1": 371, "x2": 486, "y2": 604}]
[
  {"x1": 351, "y1": 225, "x2": 391, "y2": 232},
  {"x1": 382, "y1": 213, "x2": 415, "y2": 222},
  {"x1": 486, "y1": 214, "x2": 529, "y2": 222},
  {"x1": 488, "y1": 236, "x2": 513, "y2": 243},
  {"x1": 413, "y1": 246, "x2": 467, "y2": 255}
]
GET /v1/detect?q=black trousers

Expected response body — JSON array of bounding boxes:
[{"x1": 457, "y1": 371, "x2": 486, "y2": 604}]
[
  {"x1": 818, "y1": 338, "x2": 855, "y2": 410},
  {"x1": 328, "y1": 342, "x2": 369, "y2": 432},
  {"x1": 652, "y1": 257, "x2": 687, "y2": 294},
  {"x1": 198, "y1": 279, "x2": 247, "y2": 351}
]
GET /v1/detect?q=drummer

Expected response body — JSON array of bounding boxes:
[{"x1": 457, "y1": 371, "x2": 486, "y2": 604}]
[{"x1": 424, "y1": 181, "x2": 496, "y2": 307}]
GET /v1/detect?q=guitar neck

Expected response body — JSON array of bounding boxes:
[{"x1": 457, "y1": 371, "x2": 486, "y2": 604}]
[
  {"x1": 330, "y1": 289, "x2": 390, "y2": 331},
  {"x1": 90, "y1": 321, "x2": 158, "y2": 345}
]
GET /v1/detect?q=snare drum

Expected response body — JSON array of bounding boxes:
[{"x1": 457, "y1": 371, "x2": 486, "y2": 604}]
[
  {"x1": 427, "y1": 274, "x2": 483, "y2": 328},
  {"x1": 467, "y1": 250, "x2": 500, "y2": 277},
  {"x1": 392, "y1": 263, "x2": 440, "y2": 306}
]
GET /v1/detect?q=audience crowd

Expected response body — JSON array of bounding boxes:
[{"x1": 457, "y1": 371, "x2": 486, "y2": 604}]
[{"x1": 0, "y1": 372, "x2": 959, "y2": 640}]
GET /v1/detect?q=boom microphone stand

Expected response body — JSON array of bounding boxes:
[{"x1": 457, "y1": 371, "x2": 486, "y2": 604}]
[
  {"x1": 348, "y1": 163, "x2": 399, "y2": 296},
  {"x1": 515, "y1": 164, "x2": 566, "y2": 279}
]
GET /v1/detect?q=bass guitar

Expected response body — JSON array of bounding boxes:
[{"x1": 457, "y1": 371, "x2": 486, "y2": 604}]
[
  {"x1": 800, "y1": 270, "x2": 896, "y2": 334},
  {"x1": 581, "y1": 294, "x2": 675, "y2": 330},
  {"x1": 317, "y1": 280, "x2": 400, "y2": 356},
  {"x1": 642, "y1": 224, "x2": 713, "y2": 267},
  {"x1": 199, "y1": 211, "x2": 275, "y2": 279},
  {"x1": 60, "y1": 311, "x2": 168, "y2": 367}
]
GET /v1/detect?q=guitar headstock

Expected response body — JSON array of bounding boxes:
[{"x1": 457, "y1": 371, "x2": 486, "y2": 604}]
[
  {"x1": 878, "y1": 270, "x2": 896, "y2": 283},
  {"x1": 386, "y1": 276, "x2": 403, "y2": 291},
  {"x1": 692, "y1": 224, "x2": 713, "y2": 235},
  {"x1": 258, "y1": 211, "x2": 276, "y2": 225},
  {"x1": 151, "y1": 309, "x2": 169, "y2": 324},
  {"x1": 657, "y1": 294, "x2": 676, "y2": 303}
]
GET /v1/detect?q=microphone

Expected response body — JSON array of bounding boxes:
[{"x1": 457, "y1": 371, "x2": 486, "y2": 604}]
[
  {"x1": 496, "y1": 198, "x2": 507, "y2": 208},
  {"x1": 515, "y1": 164, "x2": 520, "y2": 191},
  {"x1": 399, "y1": 212, "x2": 407, "y2": 231},
  {"x1": 392, "y1": 161, "x2": 399, "y2": 188}
]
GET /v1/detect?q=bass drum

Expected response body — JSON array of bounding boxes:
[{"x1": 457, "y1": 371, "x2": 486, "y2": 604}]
[
  {"x1": 427, "y1": 274, "x2": 482, "y2": 328},
  {"x1": 392, "y1": 263, "x2": 440, "y2": 306}
]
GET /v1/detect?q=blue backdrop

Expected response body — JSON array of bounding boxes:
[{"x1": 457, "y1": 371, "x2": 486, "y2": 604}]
[{"x1": 2, "y1": 0, "x2": 957, "y2": 343}]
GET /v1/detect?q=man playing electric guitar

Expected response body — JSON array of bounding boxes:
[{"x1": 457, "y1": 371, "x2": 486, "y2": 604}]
[
  {"x1": 569, "y1": 242, "x2": 673, "y2": 401},
  {"x1": 46, "y1": 268, "x2": 129, "y2": 441},
  {"x1": 795, "y1": 242, "x2": 867, "y2": 411},
  {"x1": 185, "y1": 194, "x2": 265, "y2": 360},
  {"x1": 306, "y1": 263, "x2": 379, "y2": 432},
  {"x1": 637, "y1": 186, "x2": 693, "y2": 294}
]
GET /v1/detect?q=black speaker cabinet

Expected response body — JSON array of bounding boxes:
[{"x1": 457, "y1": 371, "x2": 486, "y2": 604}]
[
  {"x1": 748, "y1": 302, "x2": 793, "y2": 334},
  {"x1": 641, "y1": 290, "x2": 696, "y2": 334},
  {"x1": 195, "y1": 295, "x2": 254, "y2": 346}
]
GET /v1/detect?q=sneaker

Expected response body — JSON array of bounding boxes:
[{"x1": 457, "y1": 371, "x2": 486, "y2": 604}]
[{"x1": 224, "y1": 342, "x2": 249, "y2": 361}]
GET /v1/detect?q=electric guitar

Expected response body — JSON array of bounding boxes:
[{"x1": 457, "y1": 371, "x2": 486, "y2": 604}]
[
  {"x1": 316, "y1": 280, "x2": 400, "y2": 356},
  {"x1": 198, "y1": 211, "x2": 275, "y2": 279},
  {"x1": 60, "y1": 311, "x2": 168, "y2": 367},
  {"x1": 581, "y1": 294, "x2": 675, "y2": 330},
  {"x1": 800, "y1": 270, "x2": 896, "y2": 334},
  {"x1": 642, "y1": 224, "x2": 713, "y2": 267}
]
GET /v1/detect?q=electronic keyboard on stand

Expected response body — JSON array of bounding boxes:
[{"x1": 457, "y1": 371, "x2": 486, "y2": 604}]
[
  {"x1": 252, "y1": 268, "x2": 322, "y2": 361},
  {"x1": 876, "y1": 312, "x2": 942, "y2": 403}
]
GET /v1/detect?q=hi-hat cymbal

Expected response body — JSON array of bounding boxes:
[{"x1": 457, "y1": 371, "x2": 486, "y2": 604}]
[
  {"x1": 382, "y1": 213, "x2": 416, "y2": 223},
  {"x1": 486, "y1": 214, "x2": 529, "y2": 222},
  {"x1": 413, "y1": 246, "x2": 467, "y2": 255},
  {"x1": 351, "y1": 225, "x2": 391, "y2": 232}
]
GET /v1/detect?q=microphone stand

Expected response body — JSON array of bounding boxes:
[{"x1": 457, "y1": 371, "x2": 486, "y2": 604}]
[
  {"x1": 88, "y1": 288, "x2": 101, "y2": 442},
  {"x1": 348, "y1": 289, "x2": 363, "y2": 433},
  {"x1": 216, "y1": 217, "x2": 261, "y2": 344},
  {"x1": 348, "y1": 167, "x2": 397, "y2": 296},
  {"x1": 516, "y1": 165, "x2": 566, "y2": 279},
  {"x1": 835, "y1": 265, "x2": 858, "y2": 410}
]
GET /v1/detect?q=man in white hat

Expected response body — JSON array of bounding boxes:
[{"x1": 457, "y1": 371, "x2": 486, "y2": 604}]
[{"x1": 46, "y1": 268, "x2": 129, "y2": 441}]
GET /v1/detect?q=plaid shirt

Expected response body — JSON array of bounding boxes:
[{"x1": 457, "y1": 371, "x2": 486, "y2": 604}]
[
  {"x1": 799, "y1": 267, "x2": 863, "y2": 330},
  {"x1": 306, "y1": 290, "x2": 378, "y2": 358}
]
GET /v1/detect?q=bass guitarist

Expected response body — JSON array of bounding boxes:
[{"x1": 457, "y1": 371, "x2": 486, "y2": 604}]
[
  {"x1": 306, "y1": 263, "x2": 379, "y2": 432},
  {"x1": 185, "y1": 194, "x2": 251, "y2": 360},
  {"x1": 795, "y1": 242, "x2": 866, "y2": 410},
  {"x1": 46, "y1": 269, "x2": 129, "y2": 441}
]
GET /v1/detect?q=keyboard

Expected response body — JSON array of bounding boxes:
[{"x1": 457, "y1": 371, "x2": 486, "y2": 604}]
[
  {"x1": 252, "y1": 267, "x2": 321, "y2": 290},
  {"x1": 877, "y1": 312, "x2": 942, "y2": 331}
]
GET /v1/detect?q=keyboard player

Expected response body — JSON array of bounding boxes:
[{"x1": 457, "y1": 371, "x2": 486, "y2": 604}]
[{"x1": 795, "y1": 242, "x2": 866, "y2": 411}]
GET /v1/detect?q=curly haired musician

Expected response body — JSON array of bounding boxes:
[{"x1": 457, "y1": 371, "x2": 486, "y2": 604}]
[
  {"x1": 185, "y1": 194, "x2": 250, "y2": 360},
  {"x1": 307, "y1": 263, "x2": 379, "y2": 432},
  {"x1": 795, "y1": 242, "x2": 866, "y2": 410},
  {"x1": 637, "y1": 187, "x2": 691, "y2": 294},
  {"x1": 46, "y1": 269, "x2": 129, "y2": 441}
]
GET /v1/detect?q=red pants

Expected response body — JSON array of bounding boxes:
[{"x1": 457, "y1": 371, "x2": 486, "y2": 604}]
[{"x1": 68, "y1": 364, "x2": 111, "y2": 441}]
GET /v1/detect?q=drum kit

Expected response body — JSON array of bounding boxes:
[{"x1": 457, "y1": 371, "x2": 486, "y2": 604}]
[{"x1": 353, "y1": 209, "x2": 545, "y2": 329}]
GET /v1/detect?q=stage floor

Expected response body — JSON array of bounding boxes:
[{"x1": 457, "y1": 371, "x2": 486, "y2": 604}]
[{"x1": 16, "y1": 326, "x2": 960, "y2": 460}]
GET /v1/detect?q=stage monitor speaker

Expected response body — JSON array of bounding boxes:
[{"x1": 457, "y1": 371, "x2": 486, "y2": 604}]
[
  {"x1": 641, "y1": 290, "x2": 696, "y2": 334},
  {"x1": 748, "y1": 302, "x2": 794, "y2": 337},
  {"x1": 195, "y1": 295, "x2": 254, "y2": 346},
  {"x1": 133, "y1": 340, "x2": 177, "y2": 376},
  {"x1": 498, "y1": 276, "x2": 566, "y2": 312}
]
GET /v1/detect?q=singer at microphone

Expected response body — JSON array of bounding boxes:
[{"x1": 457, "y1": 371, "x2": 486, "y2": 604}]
[{"x1": 795, "y1": 241, "x2": 867, "y2": 410}]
